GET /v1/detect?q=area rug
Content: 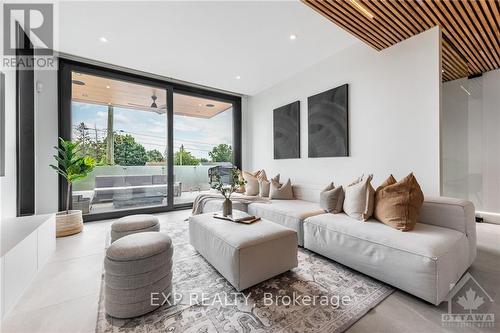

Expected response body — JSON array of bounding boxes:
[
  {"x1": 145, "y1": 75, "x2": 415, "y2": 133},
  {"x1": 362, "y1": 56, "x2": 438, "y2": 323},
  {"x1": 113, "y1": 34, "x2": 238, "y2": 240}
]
[{"x1": 96, "y1": 218, "x2": 394, "y2": 333}]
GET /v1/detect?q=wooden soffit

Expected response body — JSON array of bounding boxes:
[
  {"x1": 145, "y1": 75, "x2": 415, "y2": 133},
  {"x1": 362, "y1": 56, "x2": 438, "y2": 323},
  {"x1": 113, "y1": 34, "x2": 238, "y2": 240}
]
[
  {"x1": 302, "y1": 0, "x2": 500, "y2": 82},
  {"x1": 71, "y1": 72, "x2": 232, "y2": 118}
]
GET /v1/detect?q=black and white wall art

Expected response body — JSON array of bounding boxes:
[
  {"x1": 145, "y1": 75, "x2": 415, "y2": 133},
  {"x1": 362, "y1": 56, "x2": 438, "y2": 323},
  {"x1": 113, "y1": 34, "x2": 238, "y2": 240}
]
[
  {"x1": 273, "y1": 101, "x2": 300, "y2": 159},
  {"x1": 308, "y1": 84, "x2": 348, "y2": 158}
]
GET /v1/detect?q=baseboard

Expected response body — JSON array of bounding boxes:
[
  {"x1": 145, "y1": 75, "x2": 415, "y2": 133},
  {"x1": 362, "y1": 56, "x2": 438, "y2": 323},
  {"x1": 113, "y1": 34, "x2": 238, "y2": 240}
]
[{"x1": 476, "y1": 211, "x2": 500, "y2": 225}]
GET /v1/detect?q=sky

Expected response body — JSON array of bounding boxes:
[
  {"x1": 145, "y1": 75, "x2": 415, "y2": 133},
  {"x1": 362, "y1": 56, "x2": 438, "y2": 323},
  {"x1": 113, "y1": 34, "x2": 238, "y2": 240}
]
[{"x1": 71, "y1": 102, "x2": 233, "y2": 159}]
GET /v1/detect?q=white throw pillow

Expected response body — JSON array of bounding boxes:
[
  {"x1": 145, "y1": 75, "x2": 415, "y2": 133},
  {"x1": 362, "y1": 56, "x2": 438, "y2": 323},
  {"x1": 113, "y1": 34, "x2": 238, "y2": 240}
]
[{"x1": 343, "y1": 175, "x2": 375, "y2": 221}]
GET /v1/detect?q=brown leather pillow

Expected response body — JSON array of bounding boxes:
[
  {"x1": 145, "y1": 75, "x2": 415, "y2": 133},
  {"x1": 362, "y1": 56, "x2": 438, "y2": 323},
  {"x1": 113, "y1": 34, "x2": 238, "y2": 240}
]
[{"x1": 374, "y1": 173, "x2": 424, "y2": 231}]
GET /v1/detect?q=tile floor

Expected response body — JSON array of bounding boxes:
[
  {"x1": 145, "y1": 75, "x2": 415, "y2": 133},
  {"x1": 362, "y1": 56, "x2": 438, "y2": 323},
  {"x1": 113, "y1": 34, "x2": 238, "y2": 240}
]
[{"x1": 1, "y1": 210, "x2": 499, "y2": 333}]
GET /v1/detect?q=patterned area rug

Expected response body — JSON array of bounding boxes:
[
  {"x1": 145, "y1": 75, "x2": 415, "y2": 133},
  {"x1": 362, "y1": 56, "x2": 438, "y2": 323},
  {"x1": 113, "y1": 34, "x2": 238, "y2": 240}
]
[{"x1": 96, "y1": 218, "x2": 393, "y2": 333}]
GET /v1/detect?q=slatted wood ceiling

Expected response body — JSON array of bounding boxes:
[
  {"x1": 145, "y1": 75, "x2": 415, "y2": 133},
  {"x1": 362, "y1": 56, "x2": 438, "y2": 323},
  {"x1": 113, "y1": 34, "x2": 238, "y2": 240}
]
[{"x1": 302, "y1": 0, "x2": 500, "y2": 81}]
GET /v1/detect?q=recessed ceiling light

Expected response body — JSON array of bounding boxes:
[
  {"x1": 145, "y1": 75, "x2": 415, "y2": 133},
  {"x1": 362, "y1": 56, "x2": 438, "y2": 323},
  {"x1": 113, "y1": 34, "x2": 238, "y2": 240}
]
[
  {"x1": 99, "y1": 37, "x2": 108, "y2": 43},
  {"x1": 106, "y1": 85, "x2": 110, "y2": 89},
  {"x1": 72, "y1": 80, "x2": 85, "y2": 85},
  {"x1": 198, "y1": 103, "x2": 202, "y2": 107},
  {"x1": 236, "y1": 75, "x2": 241, "y2": 80},
  {"x1": 289, "y1": 34, "x2": 297, "y2": 40},
  {"x1": 206, "y1": 104, "x2": 215, "y2": 108}
]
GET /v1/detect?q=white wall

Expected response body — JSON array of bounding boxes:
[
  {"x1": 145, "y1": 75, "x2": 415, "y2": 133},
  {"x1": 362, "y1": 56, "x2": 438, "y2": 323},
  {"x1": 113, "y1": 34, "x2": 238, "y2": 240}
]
[
  {"x1": 243, "y1": 27, "x2": 441, "y2": 195},
  {"x1": 34, "y1": 57, "x2": 59, "y2": 214},
  {"x1": 0, "y1": 55, "x2": 59, "y2": 219},
  {"x1": 0, "y1": 68, "x2": 18, "y2": 219}
]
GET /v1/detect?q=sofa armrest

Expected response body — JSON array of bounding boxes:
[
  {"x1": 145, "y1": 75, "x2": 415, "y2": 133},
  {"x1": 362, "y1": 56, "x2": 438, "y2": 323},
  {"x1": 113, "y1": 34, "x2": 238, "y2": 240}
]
[{"x1": 420, "y1": 196, "x2": 476, "y2": 264}]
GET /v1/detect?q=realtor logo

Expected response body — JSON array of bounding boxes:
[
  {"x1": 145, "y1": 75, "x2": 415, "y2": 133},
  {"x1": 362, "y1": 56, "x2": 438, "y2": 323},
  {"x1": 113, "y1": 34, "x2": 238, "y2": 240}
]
[
  {"x1": 3, "y1": 3, "x2": 53, "y2": 55},
  {"x1": 442, "y1": 272, "x2": 495, "y2": 328}
]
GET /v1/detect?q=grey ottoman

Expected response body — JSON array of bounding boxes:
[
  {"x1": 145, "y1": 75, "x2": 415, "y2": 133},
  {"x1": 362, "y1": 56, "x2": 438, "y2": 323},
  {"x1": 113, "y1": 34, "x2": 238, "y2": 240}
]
[
  {"x1": 111, "y1": 214, "x2": 160, "y2": 243},
  {"x1": 104, "y1": 232, "x2": 173, "y2": 318},
  {"x1": 189, "y1": 212, "x2": 298, "y2": 291}
]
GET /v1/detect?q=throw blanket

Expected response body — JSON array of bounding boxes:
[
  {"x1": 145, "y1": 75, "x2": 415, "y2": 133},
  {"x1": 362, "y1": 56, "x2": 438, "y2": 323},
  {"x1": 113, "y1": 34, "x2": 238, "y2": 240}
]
[{"x1": 192, "y1": 192, "x2": 269, "y2": 215}]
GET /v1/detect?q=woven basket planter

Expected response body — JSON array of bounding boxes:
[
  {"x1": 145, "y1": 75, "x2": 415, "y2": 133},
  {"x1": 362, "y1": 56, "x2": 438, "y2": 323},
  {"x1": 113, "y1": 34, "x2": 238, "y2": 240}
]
[{"x1": 56, "y1": 210, "x2": 83, "y2": 237}]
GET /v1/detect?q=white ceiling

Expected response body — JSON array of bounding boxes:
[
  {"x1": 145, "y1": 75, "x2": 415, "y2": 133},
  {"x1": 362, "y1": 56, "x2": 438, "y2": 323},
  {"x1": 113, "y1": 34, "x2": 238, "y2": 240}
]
[{"x1": 57, "y1": 1, "x2": 358, "y2": 95}]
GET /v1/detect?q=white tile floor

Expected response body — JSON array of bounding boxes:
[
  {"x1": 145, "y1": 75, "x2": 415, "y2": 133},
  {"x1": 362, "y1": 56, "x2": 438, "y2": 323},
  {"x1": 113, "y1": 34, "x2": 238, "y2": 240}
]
[{"x1": 1, "y1": 210, "x2": 499, "y2": 333}]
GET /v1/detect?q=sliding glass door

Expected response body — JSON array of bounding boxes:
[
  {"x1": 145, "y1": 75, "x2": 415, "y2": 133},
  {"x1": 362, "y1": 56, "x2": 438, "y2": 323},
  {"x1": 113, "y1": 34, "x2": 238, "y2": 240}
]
[
  {"x1": 70, "y1": 72, "x2": 169, "y2": 215},
  {"x1": 59, "y1": 59, "x2": 240, "y2": 220},
  {"x1": 173, "y1": 92, "x2": 235, "y2": 205}
]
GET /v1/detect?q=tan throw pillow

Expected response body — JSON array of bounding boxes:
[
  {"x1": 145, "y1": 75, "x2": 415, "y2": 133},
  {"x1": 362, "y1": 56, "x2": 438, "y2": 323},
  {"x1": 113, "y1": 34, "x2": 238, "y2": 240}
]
[
  {"x1": 269, "y1": 178, "x2": 294, "y2": 200},
  {"x1": 374, "y1": 173, "x2": 424, "y2": 231},
  {"x1": 343, "y1": 174, "x2": 375, "y2": 221},
  {"x1": 242, "y1": 170, "x2": 262, "y2": 196},
  {"x1": 258, "y1": 173, "x2": 279, "y2": 197},
  {"x1": 320, "y1": 182, "x2": 344, "y2": 213}
]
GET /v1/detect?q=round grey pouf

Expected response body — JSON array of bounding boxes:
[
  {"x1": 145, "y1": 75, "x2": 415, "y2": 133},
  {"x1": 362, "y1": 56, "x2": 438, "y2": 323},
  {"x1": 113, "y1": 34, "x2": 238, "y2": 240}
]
[
  {"x1": 111, "y1": 214, "x2": 160, "y2": 243},
  {"x1": 104, "y1": 232, "x2": 173, "y2": 319}
]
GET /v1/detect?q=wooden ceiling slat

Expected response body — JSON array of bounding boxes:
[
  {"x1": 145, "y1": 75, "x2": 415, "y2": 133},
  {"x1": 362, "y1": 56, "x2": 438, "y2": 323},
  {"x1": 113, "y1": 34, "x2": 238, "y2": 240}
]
[
  {"x1": 434, "y1": 0, "x2": 495, "y2": 70},
  {"x1": 459, "y1": 1, "x2": 500, "y2": 67},
  {"x1": 442, "y1": 50, "x2": 464, "y2": 75},
  {"x1": 333, "y1": 0, "x2": 401, "y2": 46},
  {"x1": 443, "y1": 42, "x2": 468, "y2": 74},
  {"x1": 404, "y1": 0, "x2": 436, "y2": 28},
  {"x1": 442, "y1": 47, "x2": 464, "y2": 74},
  {"x1": 375, "y1": 1, "x2": 418, "y2": 36},
  {"x1": 475, "y1": 1, "x2": 500, "y2": 64},
  {"x1": 423, "y1": 0, "x2": 486, "y2": 71},
  {"x1": 316, "y1": 0, "x2": 387, "y2": 50},
  {"x1": 416, "y1": 0, "x2": 484, "y2": 73},
  {"x1": 443, "y1": 53, "x2": 466, "y2": 79},
  {"x1": 328, "y1": 0, "x2": 394, "y2": 47},
  {"x1": 302, "y1": 0, "x2": 500, "y2": 82},
  {"x1": 389, "y1": 0, "x2": 427, "y2": 32},
  {"x1": 303, "y1": 0, "x2": 385, "y2": 50},
  {"x1": 360, "y1": 0, "x2": 412, "y2": 40}
]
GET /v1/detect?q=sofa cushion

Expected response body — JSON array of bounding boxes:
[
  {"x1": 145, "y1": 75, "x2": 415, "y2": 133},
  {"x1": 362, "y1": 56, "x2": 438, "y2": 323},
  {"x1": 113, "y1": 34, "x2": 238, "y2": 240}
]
[
  {"x1": 374, "y1": 173, "x2": 424, "y2": 231},
  {"x1": 125, "y1": 175, "x2": 153, "y2": 186},
  {"x1": 304, "y1": 213, "x2": 470, "y2": 304},
  {"x1": 248, "y1": 200, "x2": 323, "y2": 246},
  {"x1": 152, "y1": 175, "x2": 167, "y2": 185}
]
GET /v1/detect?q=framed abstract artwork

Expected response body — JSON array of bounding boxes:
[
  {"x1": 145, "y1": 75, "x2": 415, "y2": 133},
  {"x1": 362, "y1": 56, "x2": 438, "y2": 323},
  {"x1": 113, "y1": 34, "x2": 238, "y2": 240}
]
[
  {"x1": 273, "y1": 101, "x2": 300, "y2": 159},
  {"x1": 308, "y1": 84, "x2": 348, "y2": 158}
]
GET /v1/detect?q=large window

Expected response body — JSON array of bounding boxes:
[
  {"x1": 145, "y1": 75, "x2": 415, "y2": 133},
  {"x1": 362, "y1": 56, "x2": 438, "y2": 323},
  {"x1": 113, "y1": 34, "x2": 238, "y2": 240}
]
[
  {"x1": 70, "y1": 72, "x2": 168, "y2": 215},
  {"x1": 59, "y1": 60, "x2": 240, "y2": 220},
  {"x1": 173, "y1": 92, "x2": 234, "y2": 205}
]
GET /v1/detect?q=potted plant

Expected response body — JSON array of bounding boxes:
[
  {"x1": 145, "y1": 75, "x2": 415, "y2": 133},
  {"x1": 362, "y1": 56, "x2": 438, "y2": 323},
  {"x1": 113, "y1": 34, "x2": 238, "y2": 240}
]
[
  {"x1": 50, "y1": 138, "x2": 96, "y2": 237},
  {"x1": 210, "y1": 167, "x2": 246, "y2": 217}
]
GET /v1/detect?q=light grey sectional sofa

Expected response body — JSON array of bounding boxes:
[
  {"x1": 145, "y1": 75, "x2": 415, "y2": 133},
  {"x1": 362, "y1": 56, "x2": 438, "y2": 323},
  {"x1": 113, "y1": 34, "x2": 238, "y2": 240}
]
[{"x1": 198, "y1": 185, "x2": 477, "y2": 305}]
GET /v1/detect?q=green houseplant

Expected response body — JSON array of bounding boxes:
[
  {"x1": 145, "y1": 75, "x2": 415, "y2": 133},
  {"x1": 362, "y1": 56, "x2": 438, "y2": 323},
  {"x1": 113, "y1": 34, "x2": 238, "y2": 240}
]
[
  {"x1": 50, "y1": 138, "x2": 96, "y2": 237},
  {"x1": 210, "y1": 167, "x2": 246, "y2": 216}
]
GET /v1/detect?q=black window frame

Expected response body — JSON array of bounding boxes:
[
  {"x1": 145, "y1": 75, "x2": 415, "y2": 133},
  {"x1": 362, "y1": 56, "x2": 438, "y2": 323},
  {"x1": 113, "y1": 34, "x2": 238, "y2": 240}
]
[{"x1": 58, "y1": 58, "x2": 242, "y2": 222}]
